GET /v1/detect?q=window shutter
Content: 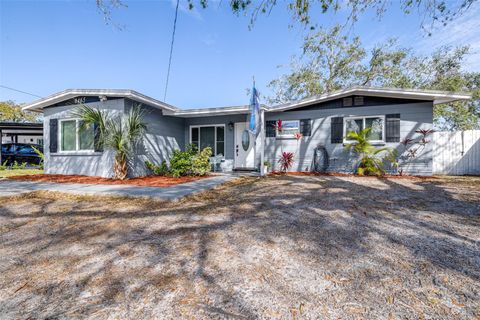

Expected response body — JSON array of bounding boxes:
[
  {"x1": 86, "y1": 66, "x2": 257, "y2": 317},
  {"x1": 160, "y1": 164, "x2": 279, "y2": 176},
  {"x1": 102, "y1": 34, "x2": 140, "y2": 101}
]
[
  {"x1": 300, "y1": 119, "x2": 312, "y2": 136},
  {"x1": 49, "y1": 119, "x2": 58, "y2": 153},
  {"x1": 93, "y1": 123, "x2": 103, "y2": 152},
  {"x1": 330, "y1": 117, "x2": 343, "y2": 144},
  {"x1": 266, "y1": 120, "x2": 276, "y2": 137},
  {"x1": 386, "y1": 114, "x2": 400, "y2": 142}
]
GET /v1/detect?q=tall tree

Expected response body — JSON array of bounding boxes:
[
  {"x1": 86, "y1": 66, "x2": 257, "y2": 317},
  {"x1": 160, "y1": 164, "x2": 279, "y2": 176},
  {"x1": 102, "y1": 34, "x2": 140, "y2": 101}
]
[
  {"x1": 0, "y1": 101, "x2": 39, "y2": 123},
  {"x1": 269, "y1": 26, "x2": 366, "y2": 103},
  {"x1": 267, "y1": 28, "x2": 480, "y2": 130},
  {"x1": 97, "y1": 0, "x2": 477, "y2": 32},
  {"x1": 268, "y1": 26, "x2": 409, "y2": 103}
]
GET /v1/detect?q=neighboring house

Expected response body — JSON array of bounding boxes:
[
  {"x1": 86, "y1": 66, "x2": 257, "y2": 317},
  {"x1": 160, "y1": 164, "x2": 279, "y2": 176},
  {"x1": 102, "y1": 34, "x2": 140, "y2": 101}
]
[
  {"x1": 22, "y1": 87, "x2": 470, "y2": 177},
  {"x1": 0, "y1": 122, "x2": 44, "y2": 164},
  {"x1": 0, "y1": 122, "x2": 43, "y2": 145}
]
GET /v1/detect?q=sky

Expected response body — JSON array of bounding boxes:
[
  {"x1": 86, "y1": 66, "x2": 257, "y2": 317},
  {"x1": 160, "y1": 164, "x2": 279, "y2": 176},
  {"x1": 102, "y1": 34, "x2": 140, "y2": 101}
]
[{"x1": 0, "y1": 0, "x2": 479, "y2": 109}]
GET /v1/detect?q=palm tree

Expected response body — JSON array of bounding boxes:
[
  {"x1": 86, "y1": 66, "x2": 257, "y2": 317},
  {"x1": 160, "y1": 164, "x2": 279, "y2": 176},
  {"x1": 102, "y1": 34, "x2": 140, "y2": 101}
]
[
  {"x1": 73, "y1": 105, "x2": 147, "y2": 180},
  {"x1": 344, "y1": 127, "x2": 392, "y2": 176}
]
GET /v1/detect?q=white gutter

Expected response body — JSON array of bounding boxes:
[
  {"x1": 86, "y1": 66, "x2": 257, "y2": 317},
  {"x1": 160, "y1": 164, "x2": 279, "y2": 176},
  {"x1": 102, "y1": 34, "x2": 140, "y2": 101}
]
[
  {"x1": 22, "y1": 89, "x2": 180, "y2": 113},
  {"x1": 22, "y1": 86, "x2": 471, "y2": 115},
  {"x1": 271, "y1": 86, "x2": 472, "y2": 112}
]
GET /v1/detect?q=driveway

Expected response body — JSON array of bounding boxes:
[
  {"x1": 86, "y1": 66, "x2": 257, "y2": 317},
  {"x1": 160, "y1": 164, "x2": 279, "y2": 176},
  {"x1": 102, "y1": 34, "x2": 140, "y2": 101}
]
[
  {"x1": 0, "y1": 175, "x2": 479, "y2": 319},
  {"x1": 0, "y1": 174, "x2": 234, "y2": 201}
]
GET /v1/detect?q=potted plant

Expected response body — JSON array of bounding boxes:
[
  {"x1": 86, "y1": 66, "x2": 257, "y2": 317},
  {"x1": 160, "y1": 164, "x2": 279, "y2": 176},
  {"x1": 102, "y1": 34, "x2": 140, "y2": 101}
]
[{"x1": 263, "y1": 160, "x2": 271, "y2": 174}]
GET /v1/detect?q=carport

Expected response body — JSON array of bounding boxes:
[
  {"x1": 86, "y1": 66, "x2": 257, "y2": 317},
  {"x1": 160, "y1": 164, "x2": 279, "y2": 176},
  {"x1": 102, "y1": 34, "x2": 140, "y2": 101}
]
[{"x1": 0, "y1": 122, "x2": 43, "y2": 163}]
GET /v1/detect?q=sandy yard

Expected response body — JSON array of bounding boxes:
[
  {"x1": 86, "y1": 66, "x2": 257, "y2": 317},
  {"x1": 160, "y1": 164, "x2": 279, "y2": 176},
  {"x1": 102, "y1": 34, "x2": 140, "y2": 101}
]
[{"x1": 0, "y1": 175, "x2": 479, "y2": 319}]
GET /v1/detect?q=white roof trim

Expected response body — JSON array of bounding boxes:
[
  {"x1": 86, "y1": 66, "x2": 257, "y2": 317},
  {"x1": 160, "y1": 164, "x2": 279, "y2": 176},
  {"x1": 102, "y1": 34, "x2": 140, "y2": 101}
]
[
  {"x1": 22, "y1": 86, "x2": 471, "y2": 115},
  {"x1": 22, "y1": 89, "x2": 180, "y2": 112},
  {"x1": 164, "y1": 105, "x2": 269, "y2": 117},
  {"x1": 271, "y1": 86, "x2": 472, "y2": 111}
]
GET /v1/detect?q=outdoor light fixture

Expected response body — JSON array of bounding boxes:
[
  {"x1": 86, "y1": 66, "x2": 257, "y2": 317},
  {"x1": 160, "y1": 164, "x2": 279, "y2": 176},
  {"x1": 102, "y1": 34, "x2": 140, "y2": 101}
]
[{"x1": 228, "y1": 121, "x2": 234, "y2": 131}]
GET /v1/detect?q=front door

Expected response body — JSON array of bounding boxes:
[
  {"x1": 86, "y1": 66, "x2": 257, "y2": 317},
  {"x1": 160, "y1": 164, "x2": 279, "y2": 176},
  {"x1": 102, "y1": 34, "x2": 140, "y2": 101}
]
[{"x1": 234, "y1": 122, "x2": 255, "y2": 169}]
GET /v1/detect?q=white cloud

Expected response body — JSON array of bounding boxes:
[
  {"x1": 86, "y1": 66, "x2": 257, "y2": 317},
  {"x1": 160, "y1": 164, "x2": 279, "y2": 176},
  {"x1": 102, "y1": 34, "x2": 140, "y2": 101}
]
[
  {"x1": 201, "y1": 33, "x2": 218, "y2": 46},
  {"x1": 413, "y1": 3, "x2": 480, "y2": 70}
]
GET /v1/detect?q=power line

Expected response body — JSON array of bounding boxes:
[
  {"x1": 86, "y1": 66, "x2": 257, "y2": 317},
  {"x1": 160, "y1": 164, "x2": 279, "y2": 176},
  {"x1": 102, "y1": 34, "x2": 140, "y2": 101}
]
[
  {"x1": 163, "y1": 0, "x2": 180, "y2": 102},
  {"x1": 0, "y1": 85, "x2": 42, "y2": 98}
]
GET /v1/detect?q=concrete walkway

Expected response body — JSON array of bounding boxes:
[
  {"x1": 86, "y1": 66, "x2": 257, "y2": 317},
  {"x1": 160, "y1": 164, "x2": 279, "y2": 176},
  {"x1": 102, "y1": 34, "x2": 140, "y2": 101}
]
[{"x1": 0, "y1": 175, "x2": 235, "y2": 201}]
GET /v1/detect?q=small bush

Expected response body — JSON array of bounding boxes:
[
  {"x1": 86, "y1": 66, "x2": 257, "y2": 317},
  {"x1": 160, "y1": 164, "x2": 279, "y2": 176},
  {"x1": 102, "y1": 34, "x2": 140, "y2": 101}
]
[
  {"x1": 278, "y1": 151, "x2": 295, "y2": 172},
  {"x1": 0, "y1": 160, "x2": 8, "y2": 171},
  {"x1": 32, "y1": 146, "x2": 44, "y2": 169},
  {"x1": 145, "y1": 160, "x2": 169, "y2": 176},
  {"x1": 169, "y1": 144, "x2": 212, "y2": 177},
  {"x1": 192, "y1": 147, "x2": 212, "y2": 176},
  {"x1": 12, "y1": 161, "x2": 27, "y2": 170},
  {"x1": 169, "y1": 144, "x2": 196, "y2": 177}
]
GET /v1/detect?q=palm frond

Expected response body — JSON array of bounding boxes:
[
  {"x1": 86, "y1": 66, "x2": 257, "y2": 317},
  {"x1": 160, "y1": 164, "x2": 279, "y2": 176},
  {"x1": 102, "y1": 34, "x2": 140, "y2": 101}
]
[
  {"x1": 126, "y1": 105, "x2": 147, "y2": 143},
  {"x1": 72, "y1": 105, "x2": 107, "y2": 132}
]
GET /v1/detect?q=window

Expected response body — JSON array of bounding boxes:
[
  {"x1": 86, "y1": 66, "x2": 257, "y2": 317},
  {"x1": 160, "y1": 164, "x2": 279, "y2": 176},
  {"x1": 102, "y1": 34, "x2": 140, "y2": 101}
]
[
  {"x1": 59, "y1": 119, "x2": 94, "y2": 152},
  {"x1": 277, "y1": 120, "x2": 299, "y2": 138},
  {"x1": 344, "y1": 116, "x2": 385, "y2": 143},
  {"x1": 190, "y1": 125, "x2": 225, "y2": 156}
]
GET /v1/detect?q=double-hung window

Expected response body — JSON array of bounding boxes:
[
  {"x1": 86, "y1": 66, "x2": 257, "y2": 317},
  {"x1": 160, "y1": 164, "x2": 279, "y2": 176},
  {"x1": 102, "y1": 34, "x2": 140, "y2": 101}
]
[
  {"x1": 59, "y1": 119, "x2": 94, "y2": 152},
  {"x1": 344, "y1": 116, "x2": 385, "y2": 143},
  {"x1": 190, "y1": 125, "x2": 225, "y2": 156}
]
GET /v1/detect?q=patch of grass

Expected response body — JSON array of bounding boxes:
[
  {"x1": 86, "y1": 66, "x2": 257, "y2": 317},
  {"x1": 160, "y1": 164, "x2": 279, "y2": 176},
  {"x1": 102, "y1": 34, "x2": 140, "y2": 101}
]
[{"x1": 0, "y1": 169, "x2": 43, "y2": 178}]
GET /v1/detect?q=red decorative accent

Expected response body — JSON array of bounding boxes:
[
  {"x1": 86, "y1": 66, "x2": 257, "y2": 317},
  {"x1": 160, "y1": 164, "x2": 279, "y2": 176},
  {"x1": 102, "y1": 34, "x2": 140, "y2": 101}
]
[
  {"x1": 274, "y1": 119, "x2": 283, "y2": 133},
  {"x1": 278, "y1": 151, "x2": 295, "y2": 172}
]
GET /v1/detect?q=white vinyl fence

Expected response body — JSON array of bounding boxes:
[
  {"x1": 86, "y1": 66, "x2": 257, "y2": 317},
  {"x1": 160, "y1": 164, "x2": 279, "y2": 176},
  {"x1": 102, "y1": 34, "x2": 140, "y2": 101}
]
[{"x1": 433, "y1": 130, "x2": 480, "y2": 175}]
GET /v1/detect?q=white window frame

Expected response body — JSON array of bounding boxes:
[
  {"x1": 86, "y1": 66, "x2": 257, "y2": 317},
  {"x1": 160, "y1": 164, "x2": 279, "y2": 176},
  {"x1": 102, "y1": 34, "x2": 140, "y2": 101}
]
[
  {"x1": 189, "y1": 124, "x2": 226, "y2": 157},
  {"x1": 276, "y1": 120, "x2": 300, "y2": 138},
  {"x1": 58, "y1": 118, "x2": 95, "y2": 153},
  {"x1": 343, "y1": 115, "x2": 386, "y2": 144}
]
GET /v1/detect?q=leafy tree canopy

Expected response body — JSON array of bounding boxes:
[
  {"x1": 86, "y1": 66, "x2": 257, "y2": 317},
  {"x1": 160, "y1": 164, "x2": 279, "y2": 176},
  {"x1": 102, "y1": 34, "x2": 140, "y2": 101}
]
[
  {"x1": 267, "y1": 25, "x2": 480, "y2": 131},
  {"x1": 0, "y1": 101, "x2": 39, "y2": 123},
  {"x1": 97, "y1": 0, "x2": 477, "y2": 32}
]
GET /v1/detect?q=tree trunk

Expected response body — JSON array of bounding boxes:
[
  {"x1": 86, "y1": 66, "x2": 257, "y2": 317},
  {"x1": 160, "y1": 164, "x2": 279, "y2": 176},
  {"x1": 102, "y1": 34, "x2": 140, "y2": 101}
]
[{"x1": 113, "y1": 153, "x2": 128, "y2": 180}]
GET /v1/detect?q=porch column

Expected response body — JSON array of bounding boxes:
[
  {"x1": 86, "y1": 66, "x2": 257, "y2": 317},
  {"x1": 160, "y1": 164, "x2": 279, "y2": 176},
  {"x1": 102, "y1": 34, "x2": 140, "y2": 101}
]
[{"x1": 259, "y1": 108, "x2": 266, "y2": 176}]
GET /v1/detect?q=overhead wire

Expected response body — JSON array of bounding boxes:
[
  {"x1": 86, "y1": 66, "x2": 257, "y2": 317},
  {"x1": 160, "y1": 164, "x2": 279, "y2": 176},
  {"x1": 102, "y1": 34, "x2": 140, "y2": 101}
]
[{"x1": 163, "y1": 0, "x2": 180, "y2": 102}]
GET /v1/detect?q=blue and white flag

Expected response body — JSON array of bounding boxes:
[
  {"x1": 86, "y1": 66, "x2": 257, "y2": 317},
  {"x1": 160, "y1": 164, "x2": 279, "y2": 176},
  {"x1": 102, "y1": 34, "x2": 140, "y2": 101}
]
[{"x1": 249, "y1": 83, "x2": 260, "y2": 135}]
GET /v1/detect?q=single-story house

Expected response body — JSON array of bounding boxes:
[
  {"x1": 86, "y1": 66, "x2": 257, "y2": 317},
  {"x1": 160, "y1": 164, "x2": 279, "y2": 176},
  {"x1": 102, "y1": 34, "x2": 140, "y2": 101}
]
[{"x1": 22, "y1": 87, "x2": 471, "y2": 177}]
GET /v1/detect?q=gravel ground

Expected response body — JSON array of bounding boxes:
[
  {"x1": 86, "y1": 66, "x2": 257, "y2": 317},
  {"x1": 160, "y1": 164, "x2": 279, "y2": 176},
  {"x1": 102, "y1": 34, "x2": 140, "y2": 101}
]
[{"x1": 0, "y1": 175, "x2": 479, "y2": 319}]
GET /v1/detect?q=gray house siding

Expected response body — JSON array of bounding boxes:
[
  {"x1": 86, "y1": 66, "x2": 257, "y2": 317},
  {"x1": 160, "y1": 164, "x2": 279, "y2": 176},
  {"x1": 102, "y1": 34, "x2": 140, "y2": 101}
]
[
  {"x1": 265, "y1": 102, "x2": 434, "y2": 175},
  {"x1": 43, "y1": 99, "x2": 125, "y2": 178},
  {"x1": 41, "y1": 94, "x2": 435, "y2": 177},
  {"x1": 44, "y1": 98, "x2": 186, "y2": 178},
  {"x1": 125, "y1": 99, "x2": 185, "y2": 177}
]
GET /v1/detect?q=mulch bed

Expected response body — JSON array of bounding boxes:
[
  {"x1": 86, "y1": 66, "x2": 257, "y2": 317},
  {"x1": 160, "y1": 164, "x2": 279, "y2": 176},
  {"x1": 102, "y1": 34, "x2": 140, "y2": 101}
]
[
  {"x1": 8, "y1": 174, "x2": 209, "y2": 187},
  {"x1": 268, "y1": 171, "x2": 436, "y2": 180}
]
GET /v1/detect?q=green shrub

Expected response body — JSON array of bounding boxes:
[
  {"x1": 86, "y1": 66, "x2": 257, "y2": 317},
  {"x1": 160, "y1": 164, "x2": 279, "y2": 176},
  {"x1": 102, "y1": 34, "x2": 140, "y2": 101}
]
[
  {"x1": 169, "y1": 150, "x2": 194, "y2": 177},
  {"x1": 169, "y1": 144, "x2": 213, "y2": 177},
  {"x1": 344, "y1": 128, "x2": 392, "y2": 176},
  {"x1": 12, "y1": 161, "x2": 27, "y2": 170},
  {"x1": 145, "y1": 160, "x2": 169, "y2": 176},
  {"x1": 32, "y1": 146, "x2": 44, "y2": 169},
  {"x1": 192, "y1": 147, "x2": 212, "y2": 176},
  {"x1": 0, "y1": 160, "x2": 8, "y2": 171}
]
